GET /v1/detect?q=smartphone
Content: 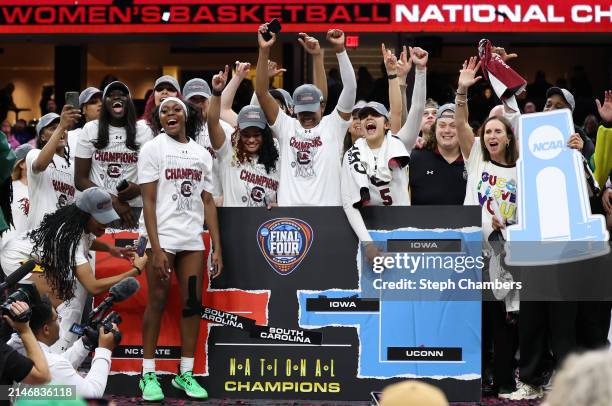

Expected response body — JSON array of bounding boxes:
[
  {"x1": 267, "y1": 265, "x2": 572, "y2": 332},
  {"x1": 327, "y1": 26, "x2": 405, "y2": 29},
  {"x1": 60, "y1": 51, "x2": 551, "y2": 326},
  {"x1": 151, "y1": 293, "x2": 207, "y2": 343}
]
[
  {"x1": 65, "y1": 91, "x2": 80, "y2": 108},
  {"x1": 262, "y1": 18, "x2": 281, "y2": 41},
  {"x1": 116, "y1": 179, "x2": 129, "y2": 192},
  {"x1": 136, "y1": 236, "x2": 148, "y2": 257}
]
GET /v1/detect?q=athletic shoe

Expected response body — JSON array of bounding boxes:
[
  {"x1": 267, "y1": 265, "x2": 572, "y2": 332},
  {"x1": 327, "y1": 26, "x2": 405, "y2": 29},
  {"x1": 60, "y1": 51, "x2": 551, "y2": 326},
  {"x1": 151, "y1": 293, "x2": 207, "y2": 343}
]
[
  {"x1": 509, "y1": 381, "x2": 544, "y2": 400},
  {"x1": 498, "y1": 387, "x2": 515, "y2": 399},
  {"x1": 139, "y1": 372, "x2": 164, "y2": 401},
  {"x1": 172, "y1": 370, "x2": 209, "y2": 399}
]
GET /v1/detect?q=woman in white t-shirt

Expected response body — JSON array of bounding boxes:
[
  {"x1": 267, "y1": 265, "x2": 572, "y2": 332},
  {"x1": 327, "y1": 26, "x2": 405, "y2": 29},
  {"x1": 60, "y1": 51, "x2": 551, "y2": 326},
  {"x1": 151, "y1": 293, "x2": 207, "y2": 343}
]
[
  {"x1": 0, "y1": 144, "x2": 32, "y2": 247},
  {"x1": 138, "y1": 97, "x2": 222, "y2": 401},
  {"x1": 0, "y1": 187, "x2": 145, "y2": 352},
  {"x1": 27, "y1": 106, "x2": 81, "y2": 231},
  {"x1": 141, "y1": 75, "x2": 181, "y2": 136},
  {"x1": 207, "y1": 68, "x2": 279, "y2": 207},
  {"x1": 75, "y1": 81, "x2": 153, "y2": 229},
  {"x1": 341, "y1": 102, "x2": 410, "y2": 244}
]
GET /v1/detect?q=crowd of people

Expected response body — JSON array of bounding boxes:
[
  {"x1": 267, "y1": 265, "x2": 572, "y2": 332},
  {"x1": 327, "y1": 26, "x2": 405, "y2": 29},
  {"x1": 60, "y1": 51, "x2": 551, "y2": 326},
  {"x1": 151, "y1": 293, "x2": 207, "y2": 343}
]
[{"x1": 0, "y1": 23, "x2": 611, "y2": 404}]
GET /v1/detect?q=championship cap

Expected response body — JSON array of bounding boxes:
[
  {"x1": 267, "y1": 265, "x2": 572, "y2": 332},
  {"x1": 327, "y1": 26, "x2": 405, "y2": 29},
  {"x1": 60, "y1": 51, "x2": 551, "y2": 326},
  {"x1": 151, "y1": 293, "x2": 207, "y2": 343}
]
[
  {"x1": 352, "y1": 101, "x2": 367, "y2": 114},
  {"x1": 436, "y1": 103, "x2": 456, "y2": 119},
  {"x1": 154, "y1": 75, "x2": 181, "y2": 93},
  {"x1": 35, "y1": 113, "x2": 60, "y2": 136},
  {"x1": 79, "y1": 87, "x2": 102, "y2": 106},
  {"x1": 183, "y1": 78, "x2": 211, "y2": 100},
  {"x1": 357, "y1": 101, "x2": 389, "y2": 120},
  {"x1": 237, "y1": 105, "x2": 267, "y2": 130},
  {"x1": 546, "y1": 87, "x2": 576, "y2": 111},
  {"x1": 292, "y1": 84, "x2": 323, "y2": 113},
  {"x1": 103, "y1": 81, "x2": 131, "y2": 99},
  {"x1": 13, "y1": 144, "x2": 33, "y2": 165},
  {"x1": 76, "y1": 187, "x2": 120, "y2": 225}
]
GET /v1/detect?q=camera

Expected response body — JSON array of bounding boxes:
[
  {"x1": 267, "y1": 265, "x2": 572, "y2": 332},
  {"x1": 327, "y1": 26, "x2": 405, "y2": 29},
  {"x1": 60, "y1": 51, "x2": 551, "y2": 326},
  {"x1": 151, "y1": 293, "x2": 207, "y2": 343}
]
[
  {"x1": 71, "y1": 310, "x2": 122, "y2": 352},
  {"x1": 0, "y1": 281, "x2": 41, "y2": 322}
]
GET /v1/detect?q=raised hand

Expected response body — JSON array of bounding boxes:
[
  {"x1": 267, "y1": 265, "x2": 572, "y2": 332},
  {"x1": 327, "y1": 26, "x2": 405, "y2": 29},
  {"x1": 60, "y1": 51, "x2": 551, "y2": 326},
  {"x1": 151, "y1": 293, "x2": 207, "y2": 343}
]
[
  {"x1": 59, "y1": 104, "x2": 81, "y2": 130},
  {"x1": 381, "y1": 43, "x2": 398, "y2": 75},
  {"x1": 298, "y1": 32, "x2": 321, "y2": 55},
  {"x1": 596, "y1": 90, "x2": 612, "y2": 122},
  {"x1": 211, "y1": 65, "x2": 229, "y2": 93},
  {"x1": 326, "y1": 29, "x2": 345, "y2": 54},
  {"x1": 258, "y1": 23, "x2": 276, "y2": 49},
  {"x1": 397, "y1": 45, "x2": 413, "y2": 83},
  {"x1": 235, "y1": 61, "x2": 251, "y2": 80},
  {"x1": 411, "y1": 46, "x2": 429, "y2": 70},
  {"x1": 458, "y1": 56, "x2": 482, "y2": 90},
  {"x1": 267, "y1": 60, "x2": 287, "y2": 79},
  {"x1": 491, "y1": 46, "x2": 518, "y2": 63}
]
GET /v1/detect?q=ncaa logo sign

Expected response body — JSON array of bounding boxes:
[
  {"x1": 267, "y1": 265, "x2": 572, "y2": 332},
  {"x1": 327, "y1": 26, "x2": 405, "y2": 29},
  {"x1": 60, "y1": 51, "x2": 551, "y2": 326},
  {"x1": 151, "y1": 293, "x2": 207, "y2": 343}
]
[{"x1": 257, "y1": 218, "x2": 314, "y2": 276}]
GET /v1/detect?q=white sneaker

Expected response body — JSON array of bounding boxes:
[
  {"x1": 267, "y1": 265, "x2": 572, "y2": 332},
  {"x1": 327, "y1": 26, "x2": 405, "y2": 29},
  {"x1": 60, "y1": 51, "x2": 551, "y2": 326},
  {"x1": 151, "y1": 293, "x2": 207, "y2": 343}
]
[{"x1": 509, "y1": 381, "x2": 544, "y2": 400}]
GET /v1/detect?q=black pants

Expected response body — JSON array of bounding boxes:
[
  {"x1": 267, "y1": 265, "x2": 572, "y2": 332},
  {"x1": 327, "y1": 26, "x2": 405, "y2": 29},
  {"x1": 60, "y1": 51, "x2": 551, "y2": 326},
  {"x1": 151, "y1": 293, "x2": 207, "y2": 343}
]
[
  {"x1": 518, "y1": 301, "x2": 577, "y2": 386},
  {"x1": 483, "y1": 301, "x2": 518, "y2": 391},
  {"x1": 576, "y1": 301, "x2": 612, "y2": 349}
]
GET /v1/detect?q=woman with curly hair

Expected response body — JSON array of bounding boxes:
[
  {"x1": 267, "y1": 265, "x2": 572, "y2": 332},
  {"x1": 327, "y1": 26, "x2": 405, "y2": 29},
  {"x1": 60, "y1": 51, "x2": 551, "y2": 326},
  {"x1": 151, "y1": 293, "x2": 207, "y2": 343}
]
[
  {"x1": 207, "y1": 66, "x2": 279, "y2": 206},
  {"x1": 75, "y1": 81, "x2": 153, "y2": 229},
  {"x1": 138, "y1": 96, "x2": 222, "y2": 401},
  {"x1": 0, "y1": 187, "x2": 146, "y2": 352}
]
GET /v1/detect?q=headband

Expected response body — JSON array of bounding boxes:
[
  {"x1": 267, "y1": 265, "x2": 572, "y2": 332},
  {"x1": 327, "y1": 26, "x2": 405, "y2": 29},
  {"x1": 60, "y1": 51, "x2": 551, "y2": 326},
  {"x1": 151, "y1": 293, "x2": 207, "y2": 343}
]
[{"x1": 159, "y1": 97, "x2": 188, "y2": 119}]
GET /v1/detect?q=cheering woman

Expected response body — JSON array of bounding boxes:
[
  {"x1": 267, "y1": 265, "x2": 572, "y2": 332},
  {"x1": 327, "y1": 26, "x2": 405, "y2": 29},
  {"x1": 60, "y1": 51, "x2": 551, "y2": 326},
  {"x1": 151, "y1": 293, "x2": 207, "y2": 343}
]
[{"x1": 138, "y1": 96, "x2": 222, "y2": 401}]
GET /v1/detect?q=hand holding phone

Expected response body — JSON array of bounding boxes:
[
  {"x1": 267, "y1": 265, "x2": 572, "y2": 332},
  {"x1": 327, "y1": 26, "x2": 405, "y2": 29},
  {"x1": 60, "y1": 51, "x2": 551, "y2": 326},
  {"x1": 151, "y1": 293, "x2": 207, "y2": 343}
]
[{"x1": 262, "y1": 18, "x2": 282, "y2": 41}]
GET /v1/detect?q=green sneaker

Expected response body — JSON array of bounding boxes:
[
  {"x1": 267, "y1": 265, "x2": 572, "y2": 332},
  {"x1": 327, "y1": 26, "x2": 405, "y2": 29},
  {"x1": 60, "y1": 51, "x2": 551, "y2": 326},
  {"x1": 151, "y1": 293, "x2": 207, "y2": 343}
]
[
  {"x1": 172, "y1": 370, "x2": 208, "y2": 399},
  {"x1": 139, "y1": 372, "x2": 164, "y2": 401}
]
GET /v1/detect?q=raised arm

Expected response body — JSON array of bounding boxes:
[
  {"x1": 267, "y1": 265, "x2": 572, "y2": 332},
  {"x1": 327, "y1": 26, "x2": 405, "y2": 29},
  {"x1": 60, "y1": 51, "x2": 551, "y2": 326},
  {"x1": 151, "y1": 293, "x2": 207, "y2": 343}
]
[
  {"x1": 382, "y1": 44, "x2": 402, "y2": 134},
  {"x1": 299, "y1": 33, "x2": 327, "y2": 103},
  {"x1": 209, "y1": 65, "x2": 230, "y2": 150},
  {"x1": 255, "y1": 24, "x2": 281, "y2": 125},
  {"x1": 248, "y1": 60, "x2": 286, "y2": 109},
  {"x1": 397, "y1": 46, "x2": 413, "y2": 127},
  {"x1": 326, "y1": 29, "x2": 356, "y2": 121},
  {"x1": 220, "y1": 61, "x2": 251, "y2": 127},
  {"x1": 455, "y1": 56, "x2": 481, "y2": 159},
  {"x1": 396, "y1": 47, "x2": 428, "y2": 151},
  {"x1": 32, "y1": 105, "x2": 79, "y2": 173}
]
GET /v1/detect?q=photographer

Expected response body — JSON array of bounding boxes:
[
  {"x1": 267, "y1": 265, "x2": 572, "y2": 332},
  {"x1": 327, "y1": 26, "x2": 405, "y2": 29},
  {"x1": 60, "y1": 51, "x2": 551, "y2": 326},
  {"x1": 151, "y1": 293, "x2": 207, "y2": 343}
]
[
  {"x1": 8, "y1": 296, "x2": 116, "y2": 398},
  {"x1": 1, "y1": 301, "x2": 50, "y2": 386}
]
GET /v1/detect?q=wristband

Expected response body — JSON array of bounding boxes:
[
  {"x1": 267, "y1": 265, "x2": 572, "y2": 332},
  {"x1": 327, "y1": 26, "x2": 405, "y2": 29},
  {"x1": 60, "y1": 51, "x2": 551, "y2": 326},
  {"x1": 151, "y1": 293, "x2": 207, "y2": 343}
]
[
  {"x1": 387, "y1": 74, "x2": 398, "y2": 80},
  {"x1": 212, "y1": 89, "x2": 223, "y2": 97},
  {"x1": 133, "y1": 265, "x2": 142, "y2": 275}
]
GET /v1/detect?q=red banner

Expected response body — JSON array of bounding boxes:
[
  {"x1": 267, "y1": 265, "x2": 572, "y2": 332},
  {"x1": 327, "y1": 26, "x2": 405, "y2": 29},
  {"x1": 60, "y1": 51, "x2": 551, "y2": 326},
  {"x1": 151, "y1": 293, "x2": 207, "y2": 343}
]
[
  {"x1": 94, "y1": 231, "x2": 270, "y2": 375},
  {"x1": 0, "y1": 0, "x2": 610, "y2": 34}
]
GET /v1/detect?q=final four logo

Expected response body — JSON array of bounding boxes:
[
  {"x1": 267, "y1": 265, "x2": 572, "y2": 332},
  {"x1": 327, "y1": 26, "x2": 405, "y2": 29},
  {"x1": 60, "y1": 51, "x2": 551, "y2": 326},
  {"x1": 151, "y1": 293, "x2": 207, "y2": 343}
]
[{"x1": 257, "y1": 218, "x2": 314, "y2": 276}]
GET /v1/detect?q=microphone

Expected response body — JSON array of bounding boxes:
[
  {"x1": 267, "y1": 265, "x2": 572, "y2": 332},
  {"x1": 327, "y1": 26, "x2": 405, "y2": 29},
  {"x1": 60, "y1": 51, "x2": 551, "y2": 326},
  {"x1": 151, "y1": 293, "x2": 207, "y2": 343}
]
[
  {"x1": 0, "y1": 260, "x2": 36, "y2": 290},
  {"x1": 87, "y1": 277, "x2": 140, "y2": 324}
]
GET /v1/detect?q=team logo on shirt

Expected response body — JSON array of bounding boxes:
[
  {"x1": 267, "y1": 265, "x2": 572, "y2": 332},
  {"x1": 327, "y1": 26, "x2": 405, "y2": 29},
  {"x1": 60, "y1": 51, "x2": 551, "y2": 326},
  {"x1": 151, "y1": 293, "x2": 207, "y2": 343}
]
[
  {"x1": 257, "y1": 218, "x2": 314, "y2": 276},
  {"x1": 250, "y1": 186, "x2": 265, "y2": 203},
  {"x1": 290, "y1": 136, "x2": 322, "y2": 178},
  {"x1": 107, "y1": 163, "x2": 122, "y2": 178},
  {"x1": 18, "y1": 198, "x2": 29, "y2": 216},
  {"x1": 181, "y1": 180, "x2": 193, "y2": 197}
]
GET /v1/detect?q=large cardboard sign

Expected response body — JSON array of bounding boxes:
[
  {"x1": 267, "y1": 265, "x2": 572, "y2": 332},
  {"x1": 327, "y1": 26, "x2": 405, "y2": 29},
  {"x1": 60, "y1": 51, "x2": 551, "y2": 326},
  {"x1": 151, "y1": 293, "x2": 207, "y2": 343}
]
[{"x1": 101, "y1": 207, "x2": 481, "y2": 402}]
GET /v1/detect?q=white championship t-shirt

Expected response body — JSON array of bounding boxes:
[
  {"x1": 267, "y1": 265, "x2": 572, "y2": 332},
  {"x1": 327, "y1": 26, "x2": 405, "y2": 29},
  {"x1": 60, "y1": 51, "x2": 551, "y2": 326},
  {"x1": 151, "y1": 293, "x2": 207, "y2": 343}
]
[
  {"x1": 0, "y1": 231, "x2": 93, "y2": 278},
  {"x1": 341, "y1": 145, "x2": 410, "y2": 208},
  {"x1": 196, "y1": 119, "x2": 234, "y2": 198},
  {"x1": 464, "y1": 139, "x2": 517, "y2": 240},
  {"x1": 76, "y1": 120, "x2": 153, "y2": 207},
  {"x1": 217, "y1": 132, "x2": 279, "y2": 207},
  {"x1": 138, "y1": 133, "x2": 214, "y2": 251},
  {"x1": 0, "y1": 180, "x2": 30, "y2": 250},
  {"x1": 66, "y1": 128, "x2": 82, "y2": 164},
  {"x1": 25, "y1": 149, "x2": 76, "y2": 230},
  {"x1": 270, "y1": 109, "x2": 350, "y2": 206}
]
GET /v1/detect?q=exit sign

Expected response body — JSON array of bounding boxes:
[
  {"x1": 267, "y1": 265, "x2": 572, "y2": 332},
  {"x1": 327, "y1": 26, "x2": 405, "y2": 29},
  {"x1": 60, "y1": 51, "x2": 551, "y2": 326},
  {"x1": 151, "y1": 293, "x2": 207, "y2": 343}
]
[{"x1": 346, "y1": 35, "x2": 360, "y2": 48}]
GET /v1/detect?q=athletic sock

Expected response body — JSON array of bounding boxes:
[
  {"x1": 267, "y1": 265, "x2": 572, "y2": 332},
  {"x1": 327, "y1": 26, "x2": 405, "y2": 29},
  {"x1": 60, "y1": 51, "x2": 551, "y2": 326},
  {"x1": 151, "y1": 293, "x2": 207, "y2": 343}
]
[
  {"x1": 180, "y1": 357, "x2": 194, "y2": 374},
  {"x1": 143, "y1": 358, "x2": 156, "y2": 375}
]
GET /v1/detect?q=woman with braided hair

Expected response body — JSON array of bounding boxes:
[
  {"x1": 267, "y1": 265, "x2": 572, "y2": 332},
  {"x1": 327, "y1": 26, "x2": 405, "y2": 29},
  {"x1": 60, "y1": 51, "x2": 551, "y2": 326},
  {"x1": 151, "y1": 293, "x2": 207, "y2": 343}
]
[{"x1": 0, "y1": 187, "x2": 147, "y2": 353}]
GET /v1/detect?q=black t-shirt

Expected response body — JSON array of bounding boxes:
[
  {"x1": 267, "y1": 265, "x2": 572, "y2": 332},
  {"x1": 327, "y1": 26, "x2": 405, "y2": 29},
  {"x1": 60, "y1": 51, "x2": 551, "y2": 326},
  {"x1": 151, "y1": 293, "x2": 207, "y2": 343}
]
[
  {"x1": 409, "y1": 148, "x2": 467, "y2": 205},
  {"x1": 0, "y1": 340, "x2": 33, "y2": 385}
]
